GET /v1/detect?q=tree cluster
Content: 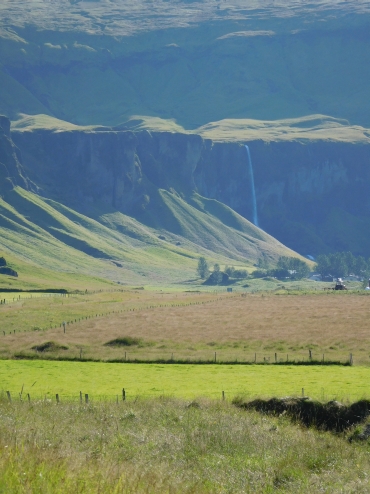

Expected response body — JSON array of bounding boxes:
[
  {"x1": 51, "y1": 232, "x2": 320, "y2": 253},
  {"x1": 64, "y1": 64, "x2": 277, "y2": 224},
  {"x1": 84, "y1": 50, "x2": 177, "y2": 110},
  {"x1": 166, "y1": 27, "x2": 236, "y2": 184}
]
[
  {"x1": 315, "y1": 252, "x2": 370, "y2": 278},
  {"x1": 252, "y1": 256, "x2": 310, "y2": 280},
  {"x1": 224, "y1": 266, "x2": 248, "y2": 279}
]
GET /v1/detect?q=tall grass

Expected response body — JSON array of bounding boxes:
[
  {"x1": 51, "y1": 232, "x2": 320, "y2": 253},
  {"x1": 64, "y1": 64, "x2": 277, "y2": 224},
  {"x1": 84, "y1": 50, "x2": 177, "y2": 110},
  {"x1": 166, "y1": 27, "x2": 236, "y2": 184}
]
[{"x1": 0, "y1": 396, "x2": 369, "y2": 493}]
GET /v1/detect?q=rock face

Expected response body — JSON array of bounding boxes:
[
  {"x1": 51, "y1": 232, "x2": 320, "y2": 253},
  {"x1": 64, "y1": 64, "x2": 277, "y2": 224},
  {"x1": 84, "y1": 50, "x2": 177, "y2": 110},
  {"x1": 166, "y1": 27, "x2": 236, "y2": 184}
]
[
  {"x1": 245, "y1": 140, "x2": 370, "y2": 256},
  {"x1": 0, "y1": 116, "x2": 31, "y2": 195},
  {"x1": 10, "y1": 127, "x2": 370, "y2": 257},
  {"x1": 11, "y1": 128, "x2": 254, "y2": 217}
]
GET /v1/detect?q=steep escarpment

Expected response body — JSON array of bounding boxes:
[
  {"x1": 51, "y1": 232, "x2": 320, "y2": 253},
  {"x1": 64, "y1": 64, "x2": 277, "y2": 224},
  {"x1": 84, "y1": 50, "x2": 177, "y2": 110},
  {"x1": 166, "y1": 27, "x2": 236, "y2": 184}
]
[
  {"x1": 245, "y1": 140, "x2": 370, "y2": 256},
  {"x1": 0, "y1": 116, "x2": 31, "y2": 195},
  {"x1": 11, "y1": 125, "x2": 370, "y2": 257},
  {"x1": 11, "y1": 128, "x2": 256, "y2": 225}
]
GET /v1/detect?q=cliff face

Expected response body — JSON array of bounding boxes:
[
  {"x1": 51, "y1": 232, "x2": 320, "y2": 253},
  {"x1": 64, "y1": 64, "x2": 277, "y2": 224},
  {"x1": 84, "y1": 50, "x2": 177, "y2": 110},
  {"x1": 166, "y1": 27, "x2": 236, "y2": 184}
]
[
  {"x1": 11, "y1": 129, "x2": 254, "y2": 217},
  {"x1": 11, "y1": 127, "x2": 370, "y2": 257},
  {"x1": 0, "y1": 116, "x2": 30, "y2": 195},
  {"x1": 245, "y1": 141, "x2": 370, "y2": 255}
]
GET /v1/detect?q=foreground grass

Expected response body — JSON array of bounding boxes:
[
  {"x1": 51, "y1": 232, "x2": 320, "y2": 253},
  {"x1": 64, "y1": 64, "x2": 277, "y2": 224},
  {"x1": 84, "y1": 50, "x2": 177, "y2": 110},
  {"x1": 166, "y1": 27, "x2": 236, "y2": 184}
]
[
  {"x1": 0, "y1": 397, "x2": 369, "y2": 493},
  {"x1": 2, "y1": 360, "x2": 370, "y2": 401}
]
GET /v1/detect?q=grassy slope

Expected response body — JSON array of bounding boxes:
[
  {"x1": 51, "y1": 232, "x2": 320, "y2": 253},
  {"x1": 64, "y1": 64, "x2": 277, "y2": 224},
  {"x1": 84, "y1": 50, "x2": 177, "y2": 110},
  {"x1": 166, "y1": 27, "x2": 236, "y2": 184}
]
[
  {"x1": 0, "y1": 185, "x2": 301, "y2": 289},
  {"x1": 12, "y1": 113, "x2": 370, "y2": 144}
]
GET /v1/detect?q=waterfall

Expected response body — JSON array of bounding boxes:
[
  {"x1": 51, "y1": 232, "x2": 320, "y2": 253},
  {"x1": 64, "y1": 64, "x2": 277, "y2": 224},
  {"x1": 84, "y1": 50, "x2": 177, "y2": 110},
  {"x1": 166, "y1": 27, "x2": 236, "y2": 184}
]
[{"x1": 245, "y1": 145, "x2": 259, "y2": 227}]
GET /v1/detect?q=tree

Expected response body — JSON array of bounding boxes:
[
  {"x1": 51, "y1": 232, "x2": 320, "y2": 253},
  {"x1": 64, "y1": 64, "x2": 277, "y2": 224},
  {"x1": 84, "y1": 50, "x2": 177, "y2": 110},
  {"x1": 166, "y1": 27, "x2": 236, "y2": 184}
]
[
  {"x1": 197, "y1": 257, "x2": 209, "y2": 279},
  {"x1": 212, "y1": 263, "x2": 223, "y2": 284},
  {"x1": 316, "y1": 254, "x2": 330, "y2": 277},
  {"x1": 224, "y1": 266, "x2": 235, "y2": 277},
  {"x1": 276, "y1": 256, "x2": 310, "y2": 280}
]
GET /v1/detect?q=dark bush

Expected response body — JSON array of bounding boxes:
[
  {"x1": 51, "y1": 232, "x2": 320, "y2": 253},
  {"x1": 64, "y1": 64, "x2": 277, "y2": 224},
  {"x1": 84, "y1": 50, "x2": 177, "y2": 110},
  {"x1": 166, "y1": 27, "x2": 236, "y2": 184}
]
[
  {"x1": 32, "y1": 341, "x2": 68, "y2": 352},
  {"x1": 0, "y1": 266, "x2": 18, "y2": 277},
  {"x1": 105, "y1": 336, "x2": 142, "y2": 347},
  {"x1": 233, "y1": 397, "x2": 370, "y2": 432}
]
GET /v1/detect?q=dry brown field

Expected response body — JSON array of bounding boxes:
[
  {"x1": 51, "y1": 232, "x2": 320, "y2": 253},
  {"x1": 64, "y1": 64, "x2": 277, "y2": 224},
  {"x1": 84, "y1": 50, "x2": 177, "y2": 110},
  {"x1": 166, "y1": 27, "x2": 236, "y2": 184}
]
[{"x1": 2, "y1": 291, "x2": 370, "y2": 365}]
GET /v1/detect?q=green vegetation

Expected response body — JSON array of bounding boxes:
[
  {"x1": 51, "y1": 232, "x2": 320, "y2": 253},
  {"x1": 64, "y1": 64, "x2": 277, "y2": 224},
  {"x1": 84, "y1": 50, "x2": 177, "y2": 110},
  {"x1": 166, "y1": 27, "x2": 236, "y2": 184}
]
[
  {"x1": 105, "y1": 336, "x2": 142, "y2": 347},
  {"x1": 316, "y1": 251, "x2": 370, "y2": 279},
  {"x1": 251, "y1": 256, "x2": 310, "y2": 281},
  {"x1": 1, "y1": 397, "x2": 370, "y2": 493},
  {"x1": 197, "y1": 257, "x2": 209, "y2": 279},
  {"x1": 1, "y1": 360, "x2": 370, "y2": 401},
  {"x1": 0, "y1": 186, "x2": 302, "y2": 288},
  {"x1": 225, "y1": 266, "x2": 248, "y2": 279}
]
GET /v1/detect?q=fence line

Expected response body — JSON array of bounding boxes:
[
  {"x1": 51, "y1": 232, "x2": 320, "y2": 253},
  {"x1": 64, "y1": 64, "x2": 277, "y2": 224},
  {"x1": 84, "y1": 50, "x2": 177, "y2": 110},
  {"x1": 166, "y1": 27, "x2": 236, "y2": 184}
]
[{"x1": 1, "y1": 388, "x2": 363, "y2": 404}]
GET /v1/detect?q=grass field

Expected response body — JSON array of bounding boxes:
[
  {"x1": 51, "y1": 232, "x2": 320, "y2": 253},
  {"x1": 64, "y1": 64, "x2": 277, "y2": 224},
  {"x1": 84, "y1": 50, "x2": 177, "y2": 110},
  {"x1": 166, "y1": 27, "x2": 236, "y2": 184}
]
[
  {"x1": 2, "y1": 397, "x2": 370, "y2": 493},
  {"x1": 2, "y1": 360, "x2": 370, "y2": 402},
  {"x1": 2, "y1": 290, "x2": 370, "y2": 364}
]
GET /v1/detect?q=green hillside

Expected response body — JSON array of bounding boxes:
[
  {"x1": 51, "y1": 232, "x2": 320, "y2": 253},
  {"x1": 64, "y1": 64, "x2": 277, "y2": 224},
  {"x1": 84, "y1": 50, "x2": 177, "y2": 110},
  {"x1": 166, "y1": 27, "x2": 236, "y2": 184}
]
[{"x1": 0, "y1": 186, "x2": 301, "y2": 289}]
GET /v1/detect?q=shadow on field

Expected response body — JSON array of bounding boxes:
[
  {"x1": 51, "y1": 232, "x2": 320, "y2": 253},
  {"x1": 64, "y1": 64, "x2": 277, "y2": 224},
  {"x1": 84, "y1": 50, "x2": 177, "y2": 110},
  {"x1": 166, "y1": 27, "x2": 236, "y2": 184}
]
[{"x1": 233, "y1": 397, "x2": 370, "y2": 432}]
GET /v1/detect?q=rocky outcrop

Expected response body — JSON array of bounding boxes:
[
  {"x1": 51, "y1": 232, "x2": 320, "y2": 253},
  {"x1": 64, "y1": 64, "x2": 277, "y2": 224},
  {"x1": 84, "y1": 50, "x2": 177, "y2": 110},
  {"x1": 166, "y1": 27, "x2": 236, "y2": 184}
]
[
  {"x1": 11, "y1": 126, "x2": 370, "y2": 256},
  {"x1": 0, "y1": 116, "x2": 31, "y2": 195}
]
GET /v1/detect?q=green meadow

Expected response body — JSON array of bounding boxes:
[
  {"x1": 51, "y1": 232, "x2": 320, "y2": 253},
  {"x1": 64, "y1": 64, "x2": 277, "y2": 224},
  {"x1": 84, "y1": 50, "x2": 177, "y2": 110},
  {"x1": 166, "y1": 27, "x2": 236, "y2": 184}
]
[{"x1": 2, "y1": 360, "x2": 370, "y2": 402}]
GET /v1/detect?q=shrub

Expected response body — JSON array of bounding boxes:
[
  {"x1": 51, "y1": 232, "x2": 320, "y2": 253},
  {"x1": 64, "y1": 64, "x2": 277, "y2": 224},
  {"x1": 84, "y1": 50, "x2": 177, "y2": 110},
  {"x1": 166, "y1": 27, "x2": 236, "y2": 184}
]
[
  {"x1": 104, "y1": 336, "x2": 142, "y2": 347},
  {"x1": 32, "y1": 341, "x2": 68, "y2": 352}
]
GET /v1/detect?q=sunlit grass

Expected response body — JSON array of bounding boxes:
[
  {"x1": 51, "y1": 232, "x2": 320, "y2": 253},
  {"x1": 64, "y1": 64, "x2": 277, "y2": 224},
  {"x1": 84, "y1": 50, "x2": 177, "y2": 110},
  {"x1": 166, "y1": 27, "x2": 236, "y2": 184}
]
[
  {"x1": 0, "y1": 396, "x2": 370, "y2": 493},
  {"x1": 1, "y1": 360, "x2": 370, "y2": 402}
]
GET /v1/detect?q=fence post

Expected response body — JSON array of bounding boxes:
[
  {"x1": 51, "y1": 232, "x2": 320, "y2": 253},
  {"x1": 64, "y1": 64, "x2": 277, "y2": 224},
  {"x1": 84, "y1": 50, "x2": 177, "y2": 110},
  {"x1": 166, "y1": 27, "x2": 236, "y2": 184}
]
[
  {"x1": 85, "y1": 394, "x2": 89, "y2": 404},
  {"x1": 309, "y1": 349, "x2": 312, "y2": 361},
  {"x1": 214, "y1": 352, "x2": 217, "y2": 363},
  {"x1": 6, "y1": 391, "x2": 11, "y2": 403},
  {"x1": 254, "y1": 353, "x2": 256, "y2": 363},
  {"x1": 122, "y1": 388, "x2": 126, "y2": 401},
  {"x1": 222, "y1": 391, "x2": 225, "y2": 401},
  {"x1": 275, "y1": 353, "x2": 277, "y2": 363},
  {"x1": 80, "y1": 391, "x2": 82, "y2": 404},
  {"x1": 63, "y1": 321, "x2": 66, "y2": 334},
  {"x1": 27, "y1": 393, "x2": 30, "y2": 403},
  {"x1": 302, "y1": 388, "x2": 304, "y2": 398},
  {"x1": 56, "y1": 394, "x2": 60, "y2": 404},
  {"x1": 349, "y1": 353, "x2": 353, "y2": 366}
]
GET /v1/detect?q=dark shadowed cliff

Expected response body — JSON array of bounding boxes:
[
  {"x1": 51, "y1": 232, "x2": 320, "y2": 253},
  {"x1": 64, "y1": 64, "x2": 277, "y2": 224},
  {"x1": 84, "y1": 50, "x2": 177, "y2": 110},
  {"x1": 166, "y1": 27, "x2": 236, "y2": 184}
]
[{"x1": 0, "y1": 116, "x2": 31, "y2": 195}]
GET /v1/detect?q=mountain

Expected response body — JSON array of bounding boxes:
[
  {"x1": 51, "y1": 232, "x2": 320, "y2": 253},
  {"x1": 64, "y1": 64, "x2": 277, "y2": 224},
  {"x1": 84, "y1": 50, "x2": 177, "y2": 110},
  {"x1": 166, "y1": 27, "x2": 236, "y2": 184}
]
[
  {"x1": 1, "y1": 1, "x2": 370, "y2": 264},
  {"x1": 10, "y1": 114, "x2": 370, "y2": 258},
  {"x1": 0, "y1": 116, "x2": 300, "y2": 287},
  {"x1": 0, "y1": 1, "x2": 370, "y2": 128}
]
